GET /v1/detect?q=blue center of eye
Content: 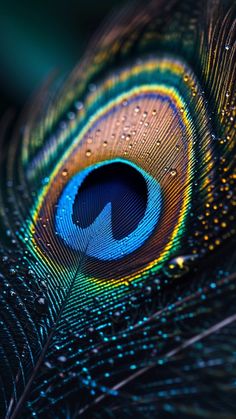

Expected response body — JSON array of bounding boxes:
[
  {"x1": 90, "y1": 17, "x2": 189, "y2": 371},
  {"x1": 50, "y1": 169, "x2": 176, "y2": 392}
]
[
  {"x1": 55, "y1": 158, "x2": 162, "y2": 260},
  {"x1": 72, "y1": 162, "x2": 147, "y2": 240}
]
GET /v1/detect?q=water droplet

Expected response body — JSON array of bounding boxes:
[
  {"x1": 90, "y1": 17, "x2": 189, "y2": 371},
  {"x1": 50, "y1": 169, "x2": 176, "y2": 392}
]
[
  {"x1": 163, "y1": 255, "x2": 199, "y2": 278},
  {"x1": 170, "y1": 169, "x2": 177, "y2": 177},
  {"x1": 44, "y1": 361, "x2": 53, "y2": 369},
  {"x1": 40, "y1": 280, "x2": 48, "y2": 291},
  {"x1": 88, "y1": 83, "x2": 97, "y2": 92},
  {"x1": 75, "y1": 101, "x2": 83, "y2": 111},
  {"x1": 9, "y1": 267, "x2": 16, "y2": 276},
  {"x1": 62, "y1": 168, "x2": 68, "y2": 177},
  {"x1": 86, "y1": 150, "x2": 92, "y2": 157},
  {"x1": 42, "y1": 177, "x2": 49, "y2": 185},
  {"x1": 28, "y1": 269, "x2": 35, "y2": 277},
  {"x1": 57, "y1": 355, "x2": 67, "y2": 363},
  {"x1": 145, "y1": 286, "x2": 152, "y2": 295},
  {"x1": 35, "y1": 296, "x2": 49, "y2": 315},
  {"x1": 134, "y1": 106, "x2": 140, "y2": 113},
  {"x1": 68, "y1": 111, "x2": 75, "y2": 120}
]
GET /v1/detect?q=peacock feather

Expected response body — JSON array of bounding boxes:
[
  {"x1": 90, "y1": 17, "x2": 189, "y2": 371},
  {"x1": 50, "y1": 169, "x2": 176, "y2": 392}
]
[{"x1": 0, "y1": 0, "x2": 235, "y2": 417}]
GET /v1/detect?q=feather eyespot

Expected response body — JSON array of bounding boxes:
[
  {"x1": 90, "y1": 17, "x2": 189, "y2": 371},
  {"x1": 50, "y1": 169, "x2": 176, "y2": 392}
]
[{"x1": 30, "y1": 57, "x2": 213, "y2": 283}]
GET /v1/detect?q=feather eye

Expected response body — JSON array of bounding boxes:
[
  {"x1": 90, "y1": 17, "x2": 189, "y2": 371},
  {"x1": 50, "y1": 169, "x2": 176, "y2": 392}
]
[
  {"x1": 23, "y1": 57, "x2": 214, "y2": 284},
  {"x1": 0, "y1": 0, "x2": 235, "y2": 417}
]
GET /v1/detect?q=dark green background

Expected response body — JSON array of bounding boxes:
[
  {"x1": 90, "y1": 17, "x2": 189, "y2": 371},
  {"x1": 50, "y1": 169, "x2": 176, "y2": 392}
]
[{"x1": 0, "y1": 0, "x2": 128, "y2": 111}]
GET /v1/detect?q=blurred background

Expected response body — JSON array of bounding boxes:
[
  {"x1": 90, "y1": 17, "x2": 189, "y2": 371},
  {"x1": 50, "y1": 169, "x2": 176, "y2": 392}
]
[{"x1": 0, "y1": 0, "x2": 128, "y2": 115}]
